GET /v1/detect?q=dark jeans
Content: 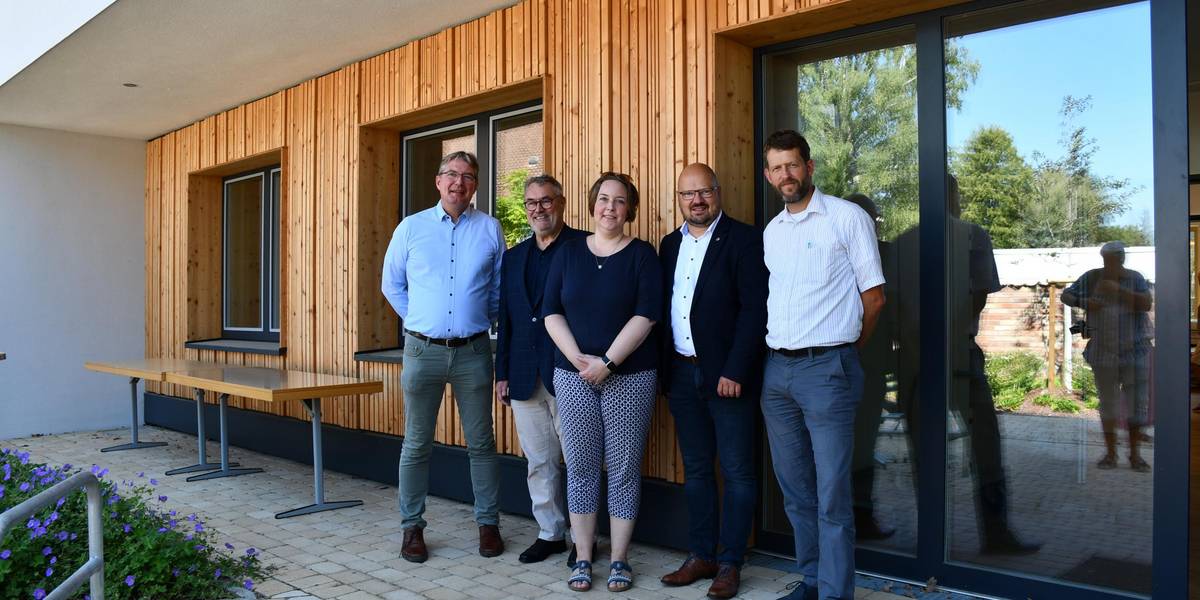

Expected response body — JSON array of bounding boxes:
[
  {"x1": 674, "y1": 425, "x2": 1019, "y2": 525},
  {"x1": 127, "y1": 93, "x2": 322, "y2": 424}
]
[{"x1": 666, "y1": 358, "x2": 757, "y2": 565}]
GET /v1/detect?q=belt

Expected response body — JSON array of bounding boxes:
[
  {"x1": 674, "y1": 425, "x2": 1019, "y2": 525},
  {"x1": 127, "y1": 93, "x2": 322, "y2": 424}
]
[
  {"x1": 405, "y1": 329, "x2": 488, "y2": 348},
  {"x1": 771, "y1": 343, "x2": 850, "y2": 359},
  {"x1": 673, "y1": 352, "x2": 700, "y2": 365}
]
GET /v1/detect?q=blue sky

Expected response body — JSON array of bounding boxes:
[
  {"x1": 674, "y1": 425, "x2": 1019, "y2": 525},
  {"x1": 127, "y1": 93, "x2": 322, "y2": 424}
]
[{"x1": 945, "y1": 1, "x2": 1154, "y2": 229}]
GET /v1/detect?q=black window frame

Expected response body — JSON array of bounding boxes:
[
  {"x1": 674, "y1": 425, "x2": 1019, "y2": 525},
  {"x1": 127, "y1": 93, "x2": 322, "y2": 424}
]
[
  {"x1": 752, "y1": 0, "x2": 1188, "y2": 598},
  {"x1": 221, "y1": 165, "x2": 281, "y2": 342}
]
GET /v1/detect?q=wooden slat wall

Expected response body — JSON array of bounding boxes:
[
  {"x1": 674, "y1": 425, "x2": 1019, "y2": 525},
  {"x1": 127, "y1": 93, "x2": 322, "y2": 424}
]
[{"x1": 145, "y1": 0, "x2": 908, "y2": 484}]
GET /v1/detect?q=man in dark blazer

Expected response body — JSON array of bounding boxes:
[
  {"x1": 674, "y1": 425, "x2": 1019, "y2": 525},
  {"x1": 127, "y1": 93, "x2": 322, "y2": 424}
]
[
  {"x1": 658, "y1": 163, "x2": 768, "y2": 599},
  {"x1": 495, "y1": 174, "x2": 588, "y2": 564}
]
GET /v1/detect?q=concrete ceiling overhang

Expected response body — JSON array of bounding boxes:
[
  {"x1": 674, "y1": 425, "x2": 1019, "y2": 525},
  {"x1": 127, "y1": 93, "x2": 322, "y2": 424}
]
[{"x1": 0, "y1": 0, "x2": 516, "y2": 140}]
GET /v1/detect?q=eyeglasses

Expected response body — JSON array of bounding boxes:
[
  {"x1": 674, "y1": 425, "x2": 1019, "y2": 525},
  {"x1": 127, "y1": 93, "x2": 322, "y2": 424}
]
[
  {"x1": 523, "y1": 197, "x2": 557, "y2": 211},
  {"x1": 438, "y1": 170, "x2": 478, "y2": 183},
  {"x1": 677, "y1": 187, "x2": 718, "y2": 201}
]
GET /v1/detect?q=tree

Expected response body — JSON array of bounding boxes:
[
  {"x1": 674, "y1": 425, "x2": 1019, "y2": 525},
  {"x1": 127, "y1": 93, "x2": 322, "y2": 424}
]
[
  {"x1": 951, "y1": 127, "x2": 1035, "y2": 249},
  {"x1": 795, "y1": 42, "x2": 979, "y2": 240}
]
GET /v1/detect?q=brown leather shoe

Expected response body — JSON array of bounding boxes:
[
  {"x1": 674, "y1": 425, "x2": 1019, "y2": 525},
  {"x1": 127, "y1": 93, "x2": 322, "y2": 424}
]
[
  {"x1": 401, "y1": 527, "x2": 427, "y2": 563},
  {"x1": 706, "y1": 563, "x2": 740, "y2": 599},
  {"x1": 660, "y1": 556, "x2": 718, "y2": 586},
  {"x1": 479, "y1": 524, "x2": 505, "y2": 557}
]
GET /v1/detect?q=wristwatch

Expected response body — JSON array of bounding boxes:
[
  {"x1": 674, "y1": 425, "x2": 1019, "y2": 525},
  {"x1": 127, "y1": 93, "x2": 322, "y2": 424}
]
[{"x1": 602, "y1": 355, "x2": 617, "y2": 372}]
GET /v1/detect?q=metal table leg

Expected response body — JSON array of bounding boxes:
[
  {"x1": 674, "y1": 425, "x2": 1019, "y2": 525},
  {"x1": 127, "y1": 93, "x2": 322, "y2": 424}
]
[
  {"x1": 187, "y1": 394, "x2": 263, "y2": 481},
  {"x1": 101, "y1": 376, "x2": 168, "y2": 452},
  {"x1": 166, "y1": 389, "x2": 235, "y2": 476},
  {"x1": 275, "y1": 398, "x2": 363, "y2": 518}
]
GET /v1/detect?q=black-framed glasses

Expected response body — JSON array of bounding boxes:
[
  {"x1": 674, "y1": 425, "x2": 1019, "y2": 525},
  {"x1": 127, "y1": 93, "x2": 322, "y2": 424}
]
[
  {"x1": 438, "y1": 170, "x2": 478, "y2": 183},
  {"x1": 523, "y1": 197, "x2": 556, "y2": 211},
  {"x1": 677, "y1": 186, "x2": 719, "y2": 201}
]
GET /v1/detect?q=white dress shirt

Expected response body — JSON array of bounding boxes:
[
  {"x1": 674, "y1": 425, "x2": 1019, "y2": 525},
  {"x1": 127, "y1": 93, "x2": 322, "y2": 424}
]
[
  {"x1": 763, "y1": 189, "x2": 884, "y2": 350},
  {"x1": 671, "y1": 212, "x2": 722, "y2": 356}
]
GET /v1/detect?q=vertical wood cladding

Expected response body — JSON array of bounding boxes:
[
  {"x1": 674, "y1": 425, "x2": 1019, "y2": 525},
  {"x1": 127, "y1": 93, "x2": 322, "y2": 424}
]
[{"x1": 144, "y1": 0, "x2": 933, "y2": 483}]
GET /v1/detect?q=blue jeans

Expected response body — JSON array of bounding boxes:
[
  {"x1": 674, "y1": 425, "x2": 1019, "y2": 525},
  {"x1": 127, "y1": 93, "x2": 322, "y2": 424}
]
[
  {"x1": 398, "y1": 333, "x2": 499, "y2": 529},
  {"x1": 667, "y1": 358, "x2": 757, "y2": 566},
  {"x1": 761, "y1": 346, "x2": 863, "y2": 600}
]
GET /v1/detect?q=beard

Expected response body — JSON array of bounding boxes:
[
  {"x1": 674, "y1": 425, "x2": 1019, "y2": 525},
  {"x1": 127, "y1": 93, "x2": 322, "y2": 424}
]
[
  {"x1": 685, "y1": 204, "x2": 716, "y2": 227},
  {"x1": 778, "y1": 175, "x2": 813, "y2": 204}
]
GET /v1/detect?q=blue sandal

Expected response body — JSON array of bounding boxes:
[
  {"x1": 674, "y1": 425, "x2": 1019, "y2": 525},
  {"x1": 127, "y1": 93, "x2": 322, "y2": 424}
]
[
  {"x1": 607, "y1": 561, "x2": 633, "y2": 592},
  {"x1": 568, "y1": 560, "x2": 592, "y2": 592}
]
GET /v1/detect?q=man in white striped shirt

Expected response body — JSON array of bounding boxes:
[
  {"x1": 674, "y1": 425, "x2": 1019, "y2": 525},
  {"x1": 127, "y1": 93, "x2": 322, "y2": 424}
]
[{"x1": 759, "y1": 130, "x2": 885, "y2": 600}]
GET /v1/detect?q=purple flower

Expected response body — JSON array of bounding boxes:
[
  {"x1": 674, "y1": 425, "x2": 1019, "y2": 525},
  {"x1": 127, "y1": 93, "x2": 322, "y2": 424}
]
[
  {"x1": 125, "y1": 575, "x2": 135, "y2": 587},
  {"x1": 2, "y1": 463, "x2": 10, "y2": 481},
  {"x1": 19, "y1": 482, "x2": 30, "y2": 492},
  {"x1": 243, "y1": 579, "x2": 254, "y2": 590},
  {"x1": 169, "y1": 510, "x2": 177, "y2": 516},
  {"x1": 123, "y1": 524, "x2": 131, "y2": 533},
  {"x1": 172, "y1": 568, "x2": 180, "y2": 577},
  {"x1": 214, "y1": 568, "x2": 222, "y2": 578},
  {"x1": 158, "y1": 495, "x2": 167, "y2": 502},
  {"x1": 97, "y1": 468, "x2": 108, "y2": 478},
  {"x1": 61, "y1": 464, "x2": 71, "y2": 471},
  {"x1": 17, "y1": 451, "x2": 29, "y2": 464},
  {"x1": 47, "y1": 512, "x2": 58, "y2": 523},
  {"x1": 25, "y1": 518, "x2": 38, "y2": 530},
  {"x1": 194, "y1": 544, "x2": 206, "y2": 551},
  {"x1": 157, "y1": 527, "x2": 167, "y2": 533},
  {"x1": 44, "y1": 566, "x2": 53, "y2": 577},
  {"x1": 55, "y1": 497, "x2": 64, "y2": 508},
  {"x1": 0, "y1": 549, "x2": 10, "y2": 560},
  {"x1": 245, "y1": 547, "x2": 257, "y2": 556},
  {"x1": 149, "y1": 478, "x2": 158, "y2": 485},
  {"x1": 0, "y1": 484, "x2": 5, "y2": 498},
  {"x1": 55, "y1": 532, "x2": 68, "y2": 542},
  {"x1": 49, "y1": 556, "x2": 56, "y2": 565},
  {"x1": 137, "y1": 471, "x2": 144, "y2": 477},
  {"x1": 69, "y1": 533, "x2": 77, "y2": 541},
  {"x1": 194, "y1": 523, "x2": 203, "y2": 532},
  {"x1": 184, "y1": 534, "x2": 193, "y2": 541},
  {"x1": 33, "y1": 588, "x2": 46, "y2": 600},
  {"x1": 41, "y1": 546, "x2": 51, "y2": 556},
  {"x1": 224, "y1": 543, "x2": 234, "y2": 550}
]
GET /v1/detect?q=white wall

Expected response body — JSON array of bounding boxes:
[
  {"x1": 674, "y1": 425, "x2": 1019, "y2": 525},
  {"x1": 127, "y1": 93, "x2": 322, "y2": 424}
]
[{"x1": 0, "y1": 123, "x2": 145, "y2": 439}]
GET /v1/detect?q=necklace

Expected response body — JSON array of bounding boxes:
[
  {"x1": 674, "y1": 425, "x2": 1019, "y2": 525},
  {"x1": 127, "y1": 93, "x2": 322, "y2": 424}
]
[{"x1": 592, "y1": 235, "x2": 625, "y2": 270}]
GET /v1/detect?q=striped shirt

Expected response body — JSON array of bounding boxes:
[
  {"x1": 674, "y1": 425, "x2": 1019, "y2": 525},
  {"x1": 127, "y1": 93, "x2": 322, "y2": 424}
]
[
  {"x1": 763, "y1": 189, "x2": 884, "y2": 349},
  {"x1": 381, "y1": 203, "x2": 504, "y2": 338}
]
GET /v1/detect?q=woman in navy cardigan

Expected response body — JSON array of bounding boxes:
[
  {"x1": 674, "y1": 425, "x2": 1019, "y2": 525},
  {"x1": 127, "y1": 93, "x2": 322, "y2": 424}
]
[{"x1": 542, "y1": 172, "x2": 662, "y2": 592}]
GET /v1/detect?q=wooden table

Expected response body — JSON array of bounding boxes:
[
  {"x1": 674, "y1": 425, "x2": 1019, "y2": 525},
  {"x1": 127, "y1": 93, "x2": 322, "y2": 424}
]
[
  {"x1": 84, "y1": 358, "x2": 213, "y2": 454},
  {"x1": 164, "y1": 366, "x2": 383, "y2": 518}
]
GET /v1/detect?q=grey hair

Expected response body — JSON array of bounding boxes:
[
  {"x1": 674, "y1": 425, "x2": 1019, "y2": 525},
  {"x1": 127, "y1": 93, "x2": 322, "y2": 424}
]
[
  {"x1": 523, "y1": 174, "x2": 564, "y2": 198},
  {"x1": 437, "y1": 151, "x2": 479, "y2": 175}
]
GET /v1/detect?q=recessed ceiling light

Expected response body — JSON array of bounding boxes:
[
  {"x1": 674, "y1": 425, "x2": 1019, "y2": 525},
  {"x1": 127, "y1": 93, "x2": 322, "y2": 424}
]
[{"x1": 122, "y1": 82, "x2": 138, "y2": 88}]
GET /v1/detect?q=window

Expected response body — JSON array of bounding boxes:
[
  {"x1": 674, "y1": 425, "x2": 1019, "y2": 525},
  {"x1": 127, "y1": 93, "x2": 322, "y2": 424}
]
[
  {"x1": 223, "y1": 166, "x2": 281, "y2": 341},
  {"x1": 400, "y1": 103, "x2": 543, "y2": 245}
]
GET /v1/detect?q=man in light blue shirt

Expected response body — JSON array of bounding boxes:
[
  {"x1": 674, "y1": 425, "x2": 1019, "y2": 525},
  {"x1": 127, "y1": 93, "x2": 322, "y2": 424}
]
[{"x1": 382, "y1": 150, "x2": 506, "y2": 563}]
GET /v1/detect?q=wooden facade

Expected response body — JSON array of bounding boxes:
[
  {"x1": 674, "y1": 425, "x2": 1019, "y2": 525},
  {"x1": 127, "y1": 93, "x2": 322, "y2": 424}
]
[{"x1": 145, "y1": 0, "x2": 962, "y2": 484}]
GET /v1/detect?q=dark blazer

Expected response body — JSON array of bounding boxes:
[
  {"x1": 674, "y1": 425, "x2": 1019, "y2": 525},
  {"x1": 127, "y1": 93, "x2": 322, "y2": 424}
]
[
  {"x1": 659, "y1": 214, "x2": 768, "y2": 398},
  {"x1": 496, "y1": 225, "x2": 589, "y2": 401}
]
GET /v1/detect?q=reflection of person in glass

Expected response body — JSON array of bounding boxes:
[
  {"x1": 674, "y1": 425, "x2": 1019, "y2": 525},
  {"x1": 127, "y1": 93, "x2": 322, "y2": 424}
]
[
  {"x1": 1061, "y1": 241, "x2": 1153, "y2": 472},
  {"x1": 843, "y1": 193, "x2": 896, "y2": 541},
  {"x1": 893, "y1": 176, "x2": 1041, "y2": 555}
]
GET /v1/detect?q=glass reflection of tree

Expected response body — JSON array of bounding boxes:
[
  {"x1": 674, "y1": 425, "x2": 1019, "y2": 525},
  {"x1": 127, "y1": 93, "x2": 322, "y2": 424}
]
[{"x1": 795, "y1": 43, "x2": 977, "y2": 240}]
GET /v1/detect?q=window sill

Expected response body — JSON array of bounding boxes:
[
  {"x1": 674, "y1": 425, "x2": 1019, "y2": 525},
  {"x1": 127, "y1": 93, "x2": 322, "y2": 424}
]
[
  {"x1": 354, "y1": 347, "x2": 404, "y2": 365},
  {"x1": 184, "y1": 339, "x2": 285, "y2": 356}
]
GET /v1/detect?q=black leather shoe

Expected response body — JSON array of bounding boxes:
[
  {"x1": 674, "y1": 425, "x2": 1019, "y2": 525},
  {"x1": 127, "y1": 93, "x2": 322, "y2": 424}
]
[
  {"x1": 519, "y1": 538, "x2": 567, "y2": 563},
  {"x1": 777, "y1": 580, "x2": 817, "y2": 600},
  {"x1": 567, "y1": 541, "x2": 598, "y2": 568}
]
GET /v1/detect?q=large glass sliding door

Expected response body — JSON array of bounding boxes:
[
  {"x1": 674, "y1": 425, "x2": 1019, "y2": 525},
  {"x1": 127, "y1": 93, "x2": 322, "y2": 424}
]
[{"x1": 755, "y1": 1, "x2": 1187, "y2": 597}]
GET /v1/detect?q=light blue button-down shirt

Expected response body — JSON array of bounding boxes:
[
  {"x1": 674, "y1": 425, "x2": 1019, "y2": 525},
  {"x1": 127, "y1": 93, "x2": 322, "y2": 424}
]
[{"x1": 381, "y1": 203, "x2": 504, "y2": 338}]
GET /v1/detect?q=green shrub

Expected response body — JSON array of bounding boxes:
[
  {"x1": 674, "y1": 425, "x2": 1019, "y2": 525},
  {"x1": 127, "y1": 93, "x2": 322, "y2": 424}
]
[
  {"x1": 496, "y1": 168, "x2": 532, "y2": 247},
  {"x1": 1033, "y1": 392, "x2": 1081, "y2": 414},
  {"x1": 0, "y1": 448, "x2": 266, "y2": 599},
  {"x1": 985, "y1": 351, "x2": 1045, "y2": 412},
  {"x1": 1073, "y1": 364, "x2": 1099, "y2": 408}
]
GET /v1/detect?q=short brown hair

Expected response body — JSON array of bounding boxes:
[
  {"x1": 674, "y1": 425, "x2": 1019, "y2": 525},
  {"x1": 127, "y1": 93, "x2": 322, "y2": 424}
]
[
  {"x1": 438, "y1": 150, "x2": 479, "y2": 175},
  {"x1": 762, "y1": 129, "x2": 812, "y2": 163},
  {"x1": 587, "y1": 171, "x2": 640, "y2": 223}
]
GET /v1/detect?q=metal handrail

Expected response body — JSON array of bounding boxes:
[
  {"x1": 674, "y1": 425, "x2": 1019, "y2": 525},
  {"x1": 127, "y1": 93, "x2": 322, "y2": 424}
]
[{"x1": 0, "y1": 471, "x2": 105, "y2": 600}]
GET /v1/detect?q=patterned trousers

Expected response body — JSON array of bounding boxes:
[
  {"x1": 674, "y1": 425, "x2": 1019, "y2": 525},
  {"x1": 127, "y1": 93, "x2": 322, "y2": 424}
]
[{"x1": 553, "y1": 368, "x2": 657, "y2": 520}]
